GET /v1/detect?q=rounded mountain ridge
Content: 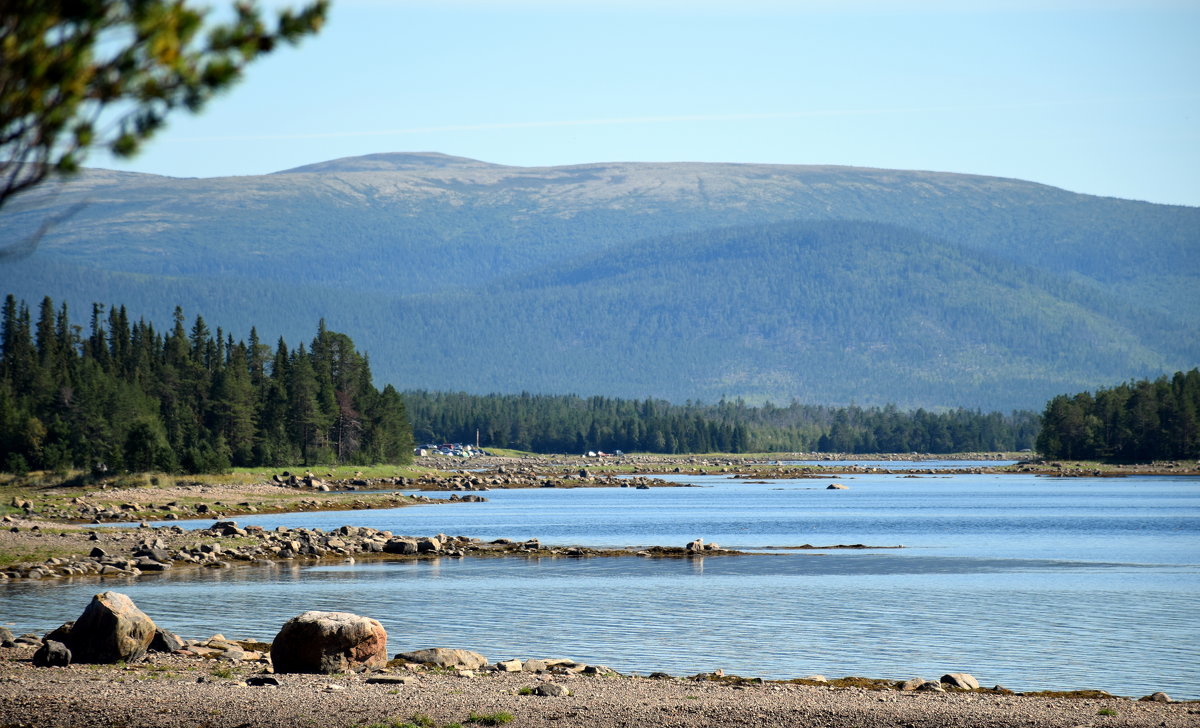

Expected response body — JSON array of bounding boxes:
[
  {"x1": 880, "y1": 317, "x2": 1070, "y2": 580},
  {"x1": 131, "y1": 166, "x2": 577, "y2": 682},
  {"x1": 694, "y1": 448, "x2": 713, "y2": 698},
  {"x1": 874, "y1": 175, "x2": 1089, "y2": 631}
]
[{"x1": 273, "y1": 152, "x2": 504, "y2": 174}]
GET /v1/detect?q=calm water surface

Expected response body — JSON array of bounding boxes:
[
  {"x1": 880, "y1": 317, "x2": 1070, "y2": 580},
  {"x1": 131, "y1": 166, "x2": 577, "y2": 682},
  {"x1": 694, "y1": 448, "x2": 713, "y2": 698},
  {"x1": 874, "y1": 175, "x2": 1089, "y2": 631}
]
[
  {"x1": 781, "y1": 459, "x2": 1020, "y2": 469},
  {"x1": 3, "y1": 469, "x2": 1197, "y2": 698}
]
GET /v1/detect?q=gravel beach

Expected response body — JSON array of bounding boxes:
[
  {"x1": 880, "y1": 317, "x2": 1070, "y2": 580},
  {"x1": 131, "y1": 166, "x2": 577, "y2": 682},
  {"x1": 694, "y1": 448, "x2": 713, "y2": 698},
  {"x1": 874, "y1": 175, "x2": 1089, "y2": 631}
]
[{"x1": 0, "y1": 647, "x2": 1194, "y2": 728}]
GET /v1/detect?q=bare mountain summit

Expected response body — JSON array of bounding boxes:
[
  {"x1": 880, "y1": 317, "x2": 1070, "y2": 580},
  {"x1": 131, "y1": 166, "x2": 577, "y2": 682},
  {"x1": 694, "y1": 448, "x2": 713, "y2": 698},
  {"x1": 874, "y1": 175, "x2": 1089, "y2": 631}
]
[{"x1": 274, "y1": 152, "x2": 507, "y2": 174}]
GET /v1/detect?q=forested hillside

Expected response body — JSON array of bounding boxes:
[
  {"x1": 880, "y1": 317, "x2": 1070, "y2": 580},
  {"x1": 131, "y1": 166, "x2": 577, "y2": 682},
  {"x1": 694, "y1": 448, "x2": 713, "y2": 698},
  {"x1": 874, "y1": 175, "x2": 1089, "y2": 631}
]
[
  {"x1": 2, "y1": 153, "x2": 1196, "y2": 409},
  {"x1": 388, "y1": 220, "x2": 1190, "y2": 408},
  {"x1": 0, "y1": 295, "x2": 413, "y2": 474}
]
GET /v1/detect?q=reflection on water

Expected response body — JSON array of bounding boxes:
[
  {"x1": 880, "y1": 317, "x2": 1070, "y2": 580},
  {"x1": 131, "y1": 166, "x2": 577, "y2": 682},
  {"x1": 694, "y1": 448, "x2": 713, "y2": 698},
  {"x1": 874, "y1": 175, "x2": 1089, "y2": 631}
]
[
  {"x1": 3, "y1": 470, "x2": 1198, "y2": 699},
  {"x1": 779, "y1": 459, "x2": 1020, "y2": 470}
]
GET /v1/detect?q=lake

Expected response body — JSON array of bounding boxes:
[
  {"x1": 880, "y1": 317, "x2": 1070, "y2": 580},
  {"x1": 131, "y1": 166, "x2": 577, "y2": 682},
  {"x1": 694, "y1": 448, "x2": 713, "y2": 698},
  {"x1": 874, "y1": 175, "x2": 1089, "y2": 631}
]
[{"x1": 3, "y1": 468, "x2": 1197, "y2": 699}]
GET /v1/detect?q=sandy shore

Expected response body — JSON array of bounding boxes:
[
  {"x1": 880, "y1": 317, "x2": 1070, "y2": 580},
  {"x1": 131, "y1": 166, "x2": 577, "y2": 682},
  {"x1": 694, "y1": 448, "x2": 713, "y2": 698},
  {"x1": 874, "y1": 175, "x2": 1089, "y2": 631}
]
[{"x1": 0, "y1": 647, "x2": 1193, "y2": 728}]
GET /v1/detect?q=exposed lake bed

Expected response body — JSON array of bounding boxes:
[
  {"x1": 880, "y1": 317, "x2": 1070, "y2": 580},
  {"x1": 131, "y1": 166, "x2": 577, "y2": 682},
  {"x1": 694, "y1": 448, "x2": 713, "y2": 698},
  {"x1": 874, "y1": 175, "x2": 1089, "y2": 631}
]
[
  {"x1": 2, "y1": 457, "x2": 1197, "y2": 715},
  {"x1": 2, "y1": 644, "x2": 1194, "y2": 728}
]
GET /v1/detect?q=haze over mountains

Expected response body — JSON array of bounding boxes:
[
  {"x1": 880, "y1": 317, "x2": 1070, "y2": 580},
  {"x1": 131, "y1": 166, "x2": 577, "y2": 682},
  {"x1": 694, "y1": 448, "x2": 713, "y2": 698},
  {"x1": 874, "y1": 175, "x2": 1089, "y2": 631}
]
[{"x1": 2, "y1": 152, "x2": 1197, "y2": 410}]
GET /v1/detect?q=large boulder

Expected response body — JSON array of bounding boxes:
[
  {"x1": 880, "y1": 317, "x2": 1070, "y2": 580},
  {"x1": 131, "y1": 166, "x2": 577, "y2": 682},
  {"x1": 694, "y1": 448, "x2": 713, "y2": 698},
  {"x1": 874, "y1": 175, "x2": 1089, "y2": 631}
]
[
  {"x1": 32, "y1": 640, "x2": 72, "y2": 667},
  {"x1": 63, "y1": 592, "x2": 156, "y2": 664},
  {"x1": 394, "y1": 647, "x2": 488, "y2": 670},
  {"x1": 382, "y1": 539, "x2": 418, "y2": 555},
  {"x1": 523, "y1": 658, "x2": 548, "y2": 672},
  {"x1": 149, "y1": 627, "x2": 185, "y2": 653},
  {"x1": 940, "y1": 672, "x2": 980, "y2": 690},
  {"x1": 416, "y1": 537, "x2": 441, "y2": 553},
  {"x1": 44, "y1": 622, "x2": 74, "y2": 644},
  {"x1": 271, "y1": 611, "x2": 388, "y2": 674}
]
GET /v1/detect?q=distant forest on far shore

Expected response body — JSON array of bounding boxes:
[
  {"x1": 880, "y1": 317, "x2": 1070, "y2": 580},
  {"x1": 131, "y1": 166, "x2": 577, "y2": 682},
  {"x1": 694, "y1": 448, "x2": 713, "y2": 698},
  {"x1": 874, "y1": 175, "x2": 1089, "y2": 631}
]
[
  {"x1": 0, "y1": 296, "x2": 1041, "y2": 475},
  {"x1": 8, "y1": 295, "x2": 1194, "y2": 475},
  {"x1": 1036, "y1": 369, "x2": 1200, "y2": 460},
  {"x1": 403, "y1": 391, "x2": 1040, "y2": 456}
]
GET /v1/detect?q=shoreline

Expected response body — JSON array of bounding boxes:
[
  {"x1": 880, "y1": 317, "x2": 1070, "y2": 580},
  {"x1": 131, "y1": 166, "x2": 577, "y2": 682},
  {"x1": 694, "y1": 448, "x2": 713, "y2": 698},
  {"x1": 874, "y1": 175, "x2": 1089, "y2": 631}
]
[
  {"x1": 5, "y1": 454, "x2": 1197, "y2": 531},
  {"x1": 3, "y1": 452, "x2": 1196, "y2": 580}
]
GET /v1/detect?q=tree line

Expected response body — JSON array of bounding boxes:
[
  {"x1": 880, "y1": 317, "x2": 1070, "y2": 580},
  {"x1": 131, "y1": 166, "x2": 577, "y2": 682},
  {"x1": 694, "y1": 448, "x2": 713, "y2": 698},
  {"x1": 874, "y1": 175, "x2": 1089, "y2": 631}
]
[
  {"x1": 10, "y1": 293, "x2": 1192, "y2": 474},
  {"x1": 0, "y1": 295, "x2": 413, "y2": 474},
  {"x1": 403, "y1": 391, "x2": 1040, "y2": 455},
  {"x1": 1035, "y1": 369, "x2": 1200, "y2": 460}
]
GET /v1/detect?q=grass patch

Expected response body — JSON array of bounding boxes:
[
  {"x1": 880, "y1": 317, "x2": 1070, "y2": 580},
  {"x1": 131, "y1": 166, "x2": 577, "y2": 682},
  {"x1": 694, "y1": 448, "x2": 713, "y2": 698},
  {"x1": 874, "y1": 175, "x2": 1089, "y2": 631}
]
[
  {"x1": 231, "y1": 464, "x2": 432, "y2": 481},
  {"x1": 357, "y1": 715, "x2": 459, "y2": 728},
  {"x1": 466, "y1": 712, "x2": 514, "y2": 726},
  {"x1": 781, "y1": 676, "x2": 896, "y2": 690},
  {"x1": 1097, "y1": 707, "x2": 1118, "y2": 716},
  {"x1": 210, "y1": 666, "x2": 235, "y2": 679},
  {"x1": 470, "y1": 448, "x2": 536, "y2": 458},
  {"x1": 0, "y1": 542, "x2": 87, "y2": 569}
]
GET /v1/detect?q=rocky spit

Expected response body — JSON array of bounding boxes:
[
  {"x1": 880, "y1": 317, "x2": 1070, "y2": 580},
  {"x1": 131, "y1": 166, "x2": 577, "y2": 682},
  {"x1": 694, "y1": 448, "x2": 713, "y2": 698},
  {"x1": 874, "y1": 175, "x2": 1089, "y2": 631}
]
[
  {"x1": 0, "y1": 518, "x2": 736, "y2": 583},
  {"x1": 269, "y1": 469, "x2": 674, "y2": 494},
  {"x1": 5, "y1": 472, "x2": 673, "y2": 526}
]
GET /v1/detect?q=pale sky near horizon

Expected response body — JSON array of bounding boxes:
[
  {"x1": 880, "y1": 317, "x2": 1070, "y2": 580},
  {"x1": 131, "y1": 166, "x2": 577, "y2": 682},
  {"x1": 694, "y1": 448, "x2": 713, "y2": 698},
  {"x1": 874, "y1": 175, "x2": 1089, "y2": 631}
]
[{"x1": 91, "y1": 0, "x2": 1200, "y2": 207}]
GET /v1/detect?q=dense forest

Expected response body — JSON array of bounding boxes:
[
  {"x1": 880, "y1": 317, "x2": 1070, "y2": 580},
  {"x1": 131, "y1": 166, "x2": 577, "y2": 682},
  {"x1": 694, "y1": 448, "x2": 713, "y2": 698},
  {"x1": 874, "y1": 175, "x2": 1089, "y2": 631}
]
[
  {"x1": 6, "y1": 292, "x2": 1194, "y2": 474},
  {"x1": 403, "y1": 391, "x2": 1040, "y2": 455},
  {"x1": 1035, "y1": 369, "x2": 1200, "y2": 460},
  {"x1": 0, "y1": 295, "x2": 414, "y2": 474}
]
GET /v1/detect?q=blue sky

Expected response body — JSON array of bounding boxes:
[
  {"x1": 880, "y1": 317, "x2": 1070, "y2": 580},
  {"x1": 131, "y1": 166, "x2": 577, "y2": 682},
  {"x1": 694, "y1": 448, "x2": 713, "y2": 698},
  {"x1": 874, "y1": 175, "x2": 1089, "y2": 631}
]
[{"x1": 94, "y1": 0, "x2": 1200, "y2": 206}]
